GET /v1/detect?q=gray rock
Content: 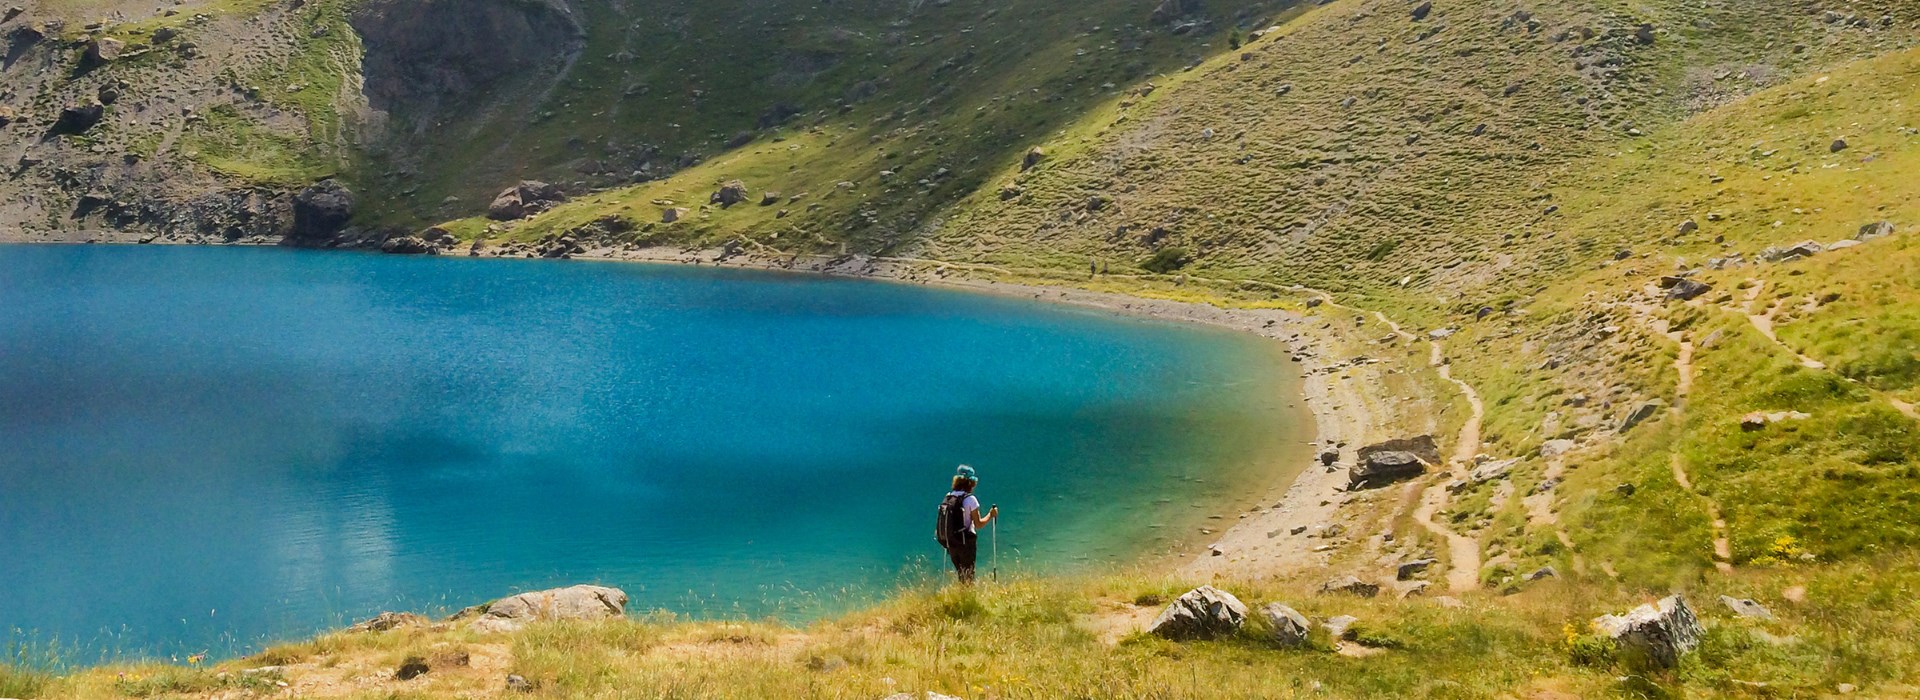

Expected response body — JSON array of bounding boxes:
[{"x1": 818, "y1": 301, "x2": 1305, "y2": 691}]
[
  {"x1": 1526, "y1": 566, "x2": 1557, "y2": 581},
  {"x1": 1411, "y1": 2, "x2": 1432, "y2": 21},
  {"x1": 1359, "y1": 435, "x2": 1441, "y2": 464},
  {"x1": 1830, "y1": 138, "x2": 1849, "y2": 153},
  {"x1": 662, "y1": 207, "x2": 690, "y2": 223},
  {"x1": 1397, "y1": 559, "x2": 1435, "y2": 580},
  {"x1": 487, "y1": 181, "x2": 566, "y2": 221},
  {"x1": 1350, "y1": 450, "x2": 1425, "y2": 489},
  {"x1": 1857, "y1": 220, "x2": 1896, "y2": 241},
  {"x1": 1467, "y1": 458, "x2": 1516, "y2": 485},
  {"x1": 1540, "y1": 439, "x2": 1577, "y2": 458},
  {"x1": 1259, "y1": 602, "x2": 1312, "y2": 647},
  {"x1": 1319, "y1": 576, "x2": 1380, "y2": 598},
  {"x1": 1323, "y1": 614, "x2": 1360, "y2": 640},
  {"x1": 1594, "y1": 595, "x2": 1703, "y2": 669},
  {"x1": 1319, "y1": 449, "x2": 1340, "y2": 466},
  {"x1": 1677, "y1": 219, "x2": 1699, "y2": 235},
  {"x1": 82, "y1": 37, "x2": 124, "y2": 65},
  {"x1": 53, "y1": 100, "x2": 105, "y2": 135},
  {"x1": 1760, "y1": 241, "x2": 1823, "y2": 262},
  {"x1": 1662, "y1": 277, "x2": 1712, "y2": 301},
  {"x1": 506, "y1": 674, "x2": 534, "y2": 693},
  {"x1": 1149, "y1": 586, "x2": 1248, "y2": 641},
  {"x1": 467, "y1": 585, "x2": 628, "y2": 634},
  {"x1": 1719, "y1": 595, "x2": 1774, "y2": 620},
  {"x1": 710, "y1": 179, "x2": 749, "y2": 208},
  {"x1": 1619, "y1": 400, "x2": 1664, "y2": 433}
]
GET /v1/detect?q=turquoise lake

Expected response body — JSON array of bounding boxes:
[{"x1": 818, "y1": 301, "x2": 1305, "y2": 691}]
[{"x1": 0, "y1": 245, "x2": 1302, "y2": 661}]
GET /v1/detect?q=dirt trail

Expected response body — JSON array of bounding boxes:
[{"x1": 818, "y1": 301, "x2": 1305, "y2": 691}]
[
  {"x1": 1741, "y1": 279, "x2": 1919, "y2": 420},
  {"x1": 1369, "y1": 312, "x2": 1485, "y2": 593},
  {"x1": 1663, "y1": 333, "x2": 1735, "y2": 574}
]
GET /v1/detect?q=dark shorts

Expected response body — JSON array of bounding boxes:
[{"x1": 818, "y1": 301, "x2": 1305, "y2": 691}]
[{"x1": 946, "y1": 531, "x2": 978, "y2": 582}]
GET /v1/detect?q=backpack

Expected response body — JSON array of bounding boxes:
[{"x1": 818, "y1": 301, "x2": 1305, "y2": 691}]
[{"x1": 935, "y1": 492, "x2": 971, "y2": 547}]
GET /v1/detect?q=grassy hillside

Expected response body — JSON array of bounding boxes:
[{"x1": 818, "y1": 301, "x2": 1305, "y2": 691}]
[{"x1": 8, "y1": 0, "x2": 1920, "y2": 696}]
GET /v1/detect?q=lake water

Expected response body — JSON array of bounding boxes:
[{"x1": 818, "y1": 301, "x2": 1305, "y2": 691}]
[{"x1": 0, "y1": 245, "x2": 1303, "y2": 661}]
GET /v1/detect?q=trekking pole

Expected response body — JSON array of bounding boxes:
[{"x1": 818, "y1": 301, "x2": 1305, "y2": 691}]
[{"x1": 991, "y1": 513, "x2": 1000, "y2": 582}]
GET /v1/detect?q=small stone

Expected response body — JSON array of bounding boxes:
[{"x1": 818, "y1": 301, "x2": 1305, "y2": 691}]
[
  {"x1": 1526, "y1": 566, "x2": 1557, "y2": 581},
  {"x1": 506, "y1": 674, "x2": 534, "y2": 693},
  {"x1": 1830, "y1": 138, "x2": 1849, "y2": 153},
  {"x1": 1719, "y1": 595, "x2": 1774, "y2": 620},
  {"x1": 1411, "y1": 2, "x2": 1432, "y2": 21},
  {"x1": 1323, "y1": 615, "x2": 1360, "y2": 640}
]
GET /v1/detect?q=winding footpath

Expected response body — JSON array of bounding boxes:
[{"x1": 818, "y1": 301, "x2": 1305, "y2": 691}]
[
  {"x1": 1741, "y1": 280, "x2": 1919, "y2": 420},
  {"x1": 1371, "y1": 312, "x2": 1485, "y2": 593}
]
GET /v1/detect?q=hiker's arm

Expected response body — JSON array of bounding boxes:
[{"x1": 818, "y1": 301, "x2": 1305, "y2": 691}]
[{"x1": 973, "y1": 505, "x2": 998, "y2": 527}]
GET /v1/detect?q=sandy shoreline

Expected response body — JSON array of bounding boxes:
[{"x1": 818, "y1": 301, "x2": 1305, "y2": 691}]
[{"x1": 3, "y1": 238, "x2": 1402, "y2": 582}]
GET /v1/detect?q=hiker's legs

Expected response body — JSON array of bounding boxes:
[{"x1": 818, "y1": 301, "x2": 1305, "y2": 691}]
[{"x1": 947, "y1": 534, "x2": 978, "y2": 583}]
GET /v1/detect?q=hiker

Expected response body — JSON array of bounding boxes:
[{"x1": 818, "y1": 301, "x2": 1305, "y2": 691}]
[{"x1": 936, "y1": 465, "x2": 998, "y2": 583}]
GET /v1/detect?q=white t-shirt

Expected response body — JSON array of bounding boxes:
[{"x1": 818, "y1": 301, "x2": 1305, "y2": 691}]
[{"x1": 949, "y1": 491, "x2": 981, "y2": 534}]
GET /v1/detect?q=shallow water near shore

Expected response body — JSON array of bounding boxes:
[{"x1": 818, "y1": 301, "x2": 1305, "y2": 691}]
[{"x1": 0, "y1": 245, "x2": 1304, "y2": 662}]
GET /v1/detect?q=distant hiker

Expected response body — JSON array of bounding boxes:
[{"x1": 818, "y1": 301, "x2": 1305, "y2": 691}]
[{"x1": 935, "y1": 465, "x2": 998, "y2": 583}]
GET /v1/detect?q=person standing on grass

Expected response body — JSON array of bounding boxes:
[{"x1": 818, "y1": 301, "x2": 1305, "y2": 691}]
[{"x1": 936, "y1": 465, "x2": 998, "y2": 583}]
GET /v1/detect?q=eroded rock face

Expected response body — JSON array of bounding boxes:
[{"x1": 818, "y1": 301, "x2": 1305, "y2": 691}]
[
  {"x1": 292, "y1": 180, "x2": 355, "y2": 240},
  {"x1": 464, "y1": 585, "x2": 628, "y2": 634},
  {"x1": 1594, "y1": 595, "x2": 1702, "y2": 669},
  {"x1": 351, "y1": 0, "x2": 584, "y2": 124},
  {"x1": 1148, "y1": 585, "x2": 1247, "y2": 640}
]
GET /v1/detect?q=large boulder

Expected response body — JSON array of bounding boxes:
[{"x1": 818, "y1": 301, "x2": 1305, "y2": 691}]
[
  {"x1": 53, "y1": 100, "x2": 104, "y2": 135},
  {"x1": 1259, "y1": 602, "x2": 1311, "y2": 647},
  {"x1": 1593, "y1": 595, "x2": 1703, "y2": 669},
  {"x1": 82, "y1": 37, "x2": 125, "y2": 65},
  {"x1": 1350, "y1": 450, "x2": 1426, "y2": 489},
  {"x1": 291, "y1": 180, "x2": 355, "y2": 240},
  {"x1": 710, "y1": 179, "x2": 749, "y2": 208},
  {"x1": 463, "y1": 585, "x2": 628, "y2": 634},
  {"x1": 1148, "y1": 586, "x2": 1248, "y2": 641},
  {"x1": 487, "y1": 181, "x2": 567, "y2": 221}
]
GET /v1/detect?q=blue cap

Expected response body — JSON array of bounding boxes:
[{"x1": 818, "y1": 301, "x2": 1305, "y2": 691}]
[{"x1": 955, "y1": 464, "x2": 977, "y2": 481}]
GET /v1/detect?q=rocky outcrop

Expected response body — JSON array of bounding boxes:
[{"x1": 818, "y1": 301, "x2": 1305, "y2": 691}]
[
  {"x1": 487, "y1": 181, "x2": 567, "y2": 220},
  {"x1": 1259, "y1": 602, "x2": 1311, "y2": 647},
  {"x1": 1148, "y1": 586, "x2": 1247, "y2": 640},
  {"x1": 292, "y1": 180, "x2": 355, "y2": 241},
  {"x1": 351, "y1": 0, "x2": 585, "y2": 126},
  {"x1": 459, "y1": 585, "x2": 628, "y2": 634},
  {"x1": 1593, "y1": 595, "x2": 1702, "y2": 669}
]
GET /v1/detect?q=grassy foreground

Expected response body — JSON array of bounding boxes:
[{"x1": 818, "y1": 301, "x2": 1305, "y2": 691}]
[{"x1": 8, "y1": 556, "x2": 1919, "y2": 699}]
